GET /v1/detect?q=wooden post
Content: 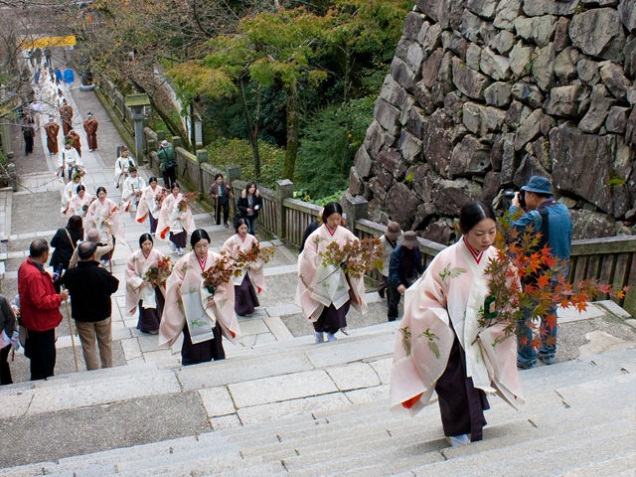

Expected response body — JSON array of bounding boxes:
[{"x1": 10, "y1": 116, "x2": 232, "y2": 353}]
[
  {"x1": 276, "y1": 179, "x2": 294, "y2": 240},
  {"x1": 343, "y1": 192, "x2": 368, "y2": 234}
]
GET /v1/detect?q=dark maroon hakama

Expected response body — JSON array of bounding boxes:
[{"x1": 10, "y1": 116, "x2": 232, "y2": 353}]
[
  {"x1": 234, "y1": 274, "x2": 259, "y2": 316},
  {"x1": 434, "y1": 335, "x2": 490, "y2": 442},
  {"x1": 181, "y1": 323, "x2": 225, "y2": 365},
  {"x1": 170, "y1": 231, "x2": 187, "y2": 249},
  {"x1": 312, "y1": 301, "x2": 350, "y2": 334},
  {"x1": 136, "y1": 287, "x2": 165, "y2": 333}
]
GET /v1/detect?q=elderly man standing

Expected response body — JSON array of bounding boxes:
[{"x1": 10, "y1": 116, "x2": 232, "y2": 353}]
[
  {"x1": 83, "y1": 111, "x2": 99, "y2": 152},
  {"x1": 17, "y1": 239, "x2": 70, "y2": 380},
  {"x1": 60, "y1": 241, "x2": 119, "y2": 370}
]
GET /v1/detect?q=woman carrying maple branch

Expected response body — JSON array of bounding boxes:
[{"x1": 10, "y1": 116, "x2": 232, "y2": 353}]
[
  {"x1": 390, "y1": 201, "x2": 523, "y2": 447},
  {"x1": 86, "y1": 187, "x2": 122, "y2": 267},
  {"x1": 222, "y1": 218, "x2": 267, "y2": 316},
  {"x1": 136, "y1": 177, "x2": 165, "y2": 235},
  {"x1": 125, "y1": 234, "x2": 170, "y2": 335},
  {"x1": 297, "y1": 201, "x2": 368, "y2": 343},
  {"x1": 156, "y1": 182, "x2": 196, "y2": 256},
  {"x1": 159, "y1": 229, "x2": 241, "y2": 365},
  {"x1": 67, "y1": 185, "x2": 94, "y2": 219}
]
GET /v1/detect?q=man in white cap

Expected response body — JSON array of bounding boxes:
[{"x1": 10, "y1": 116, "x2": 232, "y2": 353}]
[
  {"x1": 157, "y1": 139, "x2": 176, "y2": 189},
  {"x1": 83, "y1": 111, "x2": 99, "y2": 152},
  {"x1": 510, "y1": 175, "x2": 572, "y2": 369}
]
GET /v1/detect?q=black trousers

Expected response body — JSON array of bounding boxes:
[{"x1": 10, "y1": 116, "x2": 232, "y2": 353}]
[
  {"x1": 0, "y1": 345, "x2": 12, "y2": 385},
  {"x1": 215, "y1": 199, "x2": 230, "y2": 225},
  {"x1": 163, "y1": 167, "x2": 176, "y2": 190},
  {"x1": 387, "y1": 286, "x2": 401, "y2": 321},
  {"x1": 25, "y1": 329, "x2": 56, "y2": 381}
]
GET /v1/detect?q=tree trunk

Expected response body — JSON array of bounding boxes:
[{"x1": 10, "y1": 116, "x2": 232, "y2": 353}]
[
  {"x1": 239, "y1": 76, "x2": 261, "y2": 180},
  {"x1": 282, "y1": 81, "x2": 299, "y2": 180}
]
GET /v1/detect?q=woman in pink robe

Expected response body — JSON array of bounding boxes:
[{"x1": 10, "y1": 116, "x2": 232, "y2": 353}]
[
  {"x1": 156, "y1": 182, "x2": 195, "y2": 255},
  {"x1": 125, "y1": 234, "x2": 168, "y2": 334},
  {"x1": 159, "y1": 229, "x2": 241, "y2": 365},
  {"x1": 85, "y1": 186, "x2": 122, "y2": 264},
  {"x1": 297, "y1": 201, "x2": 367, "y2": 343},
  {"x1": 390, "y1": 201, "x2": 523, "y2": 447},
  {"x1": 66, "y1": 185, "x2": 93, "y2": 219},
  {"x1": 135, "y1": 177, "x2": 165, "y2": 235},
  {"x1": 222, "y1": 218, "x2": 266, "y2": 316}
]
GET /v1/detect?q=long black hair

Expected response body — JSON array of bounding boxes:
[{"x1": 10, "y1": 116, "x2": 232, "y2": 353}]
[
  {"x1": 139, "y1": 233, "x2": 153, "y2": 248},
  {"x1": 321, "y1": 201, "x2": 343, "y2": 223},
  {"x1": 459, "y1": 201, "x2": 496, "y2": 235},
  {"x1": 190, "y1": 228, "x2": 211, "y2": 247}
]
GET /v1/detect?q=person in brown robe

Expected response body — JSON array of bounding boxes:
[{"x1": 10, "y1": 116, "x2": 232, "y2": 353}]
[
  {"x1": 59, "y1": 100, "x2": 73, "y2": 136},
  {"x1": 44, "y1": 117, "x2": 60, "y2": 155},
  {"x1": 66, "y1": 129, "x2": 82, "y2": 157},
  {"x1": 83, "y1": 112, "x2": 98, "y2": 151}
]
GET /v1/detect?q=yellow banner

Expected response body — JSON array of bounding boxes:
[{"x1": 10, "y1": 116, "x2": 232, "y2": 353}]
[{"x1": 20, "y1": 36, "x2": 77, "y2": 50}]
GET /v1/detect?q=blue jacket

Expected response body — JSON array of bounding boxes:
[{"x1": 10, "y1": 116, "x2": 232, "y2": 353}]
[{"x1": 510, "y1": 200, "x2": 572, "y2": 267}]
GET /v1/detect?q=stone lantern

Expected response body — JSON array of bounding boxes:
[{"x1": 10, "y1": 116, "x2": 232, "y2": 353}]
[{"x1": 124, "y1": 94, "x2": 151, "y2": 162}]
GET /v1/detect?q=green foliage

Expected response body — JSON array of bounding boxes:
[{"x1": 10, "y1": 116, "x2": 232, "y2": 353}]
[
  {"x1": 205, "y1": 138, "x2": 285, "y2": 189},
  {"x1": 0, "y1": 150, "x2": 6, "y2": 166},
  {"x1": 295, "y1": 96, "x2": 374, "y2": 200}
]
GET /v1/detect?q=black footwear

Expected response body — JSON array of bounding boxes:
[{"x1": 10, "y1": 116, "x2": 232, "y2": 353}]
[
  {"x1": 224, "y1": 223, "x2": 229, "y2": 228},
  {"x1": 378, "y1": 288, "x2": 385, "y2": 299}
]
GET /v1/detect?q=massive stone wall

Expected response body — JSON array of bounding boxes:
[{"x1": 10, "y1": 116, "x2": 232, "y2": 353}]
[{"x1": 349, "y1": 0, "x2": 636, "y2": 244}]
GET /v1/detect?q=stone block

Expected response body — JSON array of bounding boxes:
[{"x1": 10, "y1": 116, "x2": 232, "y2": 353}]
[
  {"x1": 452, "y1": 57, "x2": 491, "y2": 100},
  {"x1": 421, "y1": 49, "x2": 444, "y2": 88},
  {"x1": 554, "y1": 16, "x2": 572, "y2": 52},
  {"x1": 532, "y1": 43, "x2": 556, "y2": 91},
  {"x1": 523, "y1": 0, "x2": 580, "y2": 16},
  {"x1": 514, "y1": 108, "x2": 544, "y2": 151},
  {"x1": 570, "y1": 8, "x2": 626, "y2": 62},
  {"x1": 403, "y1": 11, "x2": 426, "y2": 41},
  {"x1": 416, "y1": 0, "x2": 440, "y2": 21},
  {"x1": 494, "y1": 0, "x2": 522, "y2": 30},
  {"x1": 354, "y1": 146, "x2": 373, "y2": 179},
  {"x1": 422, "y1": 109, "x2": 454, "y2": 177},
  {"x1": 379, "y1": 74, "x2": 408, "y2": 108},
  {"x1": 509, "y1": 41, "x2": 534, "y2": 78},
  {"x1": 490, "y1": 30, "x2": 515, "y2": 54},
  {"x1": 398, "y1": 130, "x2": 423, "y2": 164},
  {"x1": 198, "y1": 386, "x2": 236, "y2": 418},
  {"x1": 229, "y1": 370, "x2": 338, "y2": 408},
  {"x1": 579, "y1": 84, "x2": 616, "y2": 133},
  {"x1": 480, "y1": 106, "x2": 507, "y2": 136},
  {"x1": 467, "y1": 0, "x2": 498, "y2": 19},
  {"x1": 417, "y1": 22, "x2": 442, "y2": 57},
  {"x1": 326, "y1": 362, "x2": 382, "y2": 391},
  {"x1": 514, "y1": 15, "x2": 557, "y2": 47},
  {"x1": 449, "y1": 135, "x2": 491, "y2": 177},
  {"x1": 463, "y1": 101, "x2": 483, "y2": 134},
  {"x1": 484, "y1": 81, "x2": 512, "y2": 107},
  {"x1": 625, "y1": 35, "x2": 636, "y2": 80},
  {"x1": 554, "y1": 47, "x2": 577, "y2": 84},
  {"x1": 405, "y1": 106, "x2": 428, "y2": 140},
  {"x1": 373, "y1": 98, "x2": 401, "y2": 137},
  {"x1": 406, "y1": 41, "x2": 425, "y2": 74},
  {"x1": 545, "y1": 85, "x2": 588, "y2": 118},
  {"x1": 605, "y1": 105, "x2": 630, "y2": 133},
  {"x1": 386, "y1": 182, "x2": 420, "y2": 226},
  {"x1": 511, "y1": 81, "x2": 545, "y2": 108},
  {"x1": 619, "y1": 0, "x2": 636, "y2": 32},
  {"x1": 480, "y1": 47, "x2": 511, "y2": 80},
  {"x1": 599, "y1": 61, "x2": 632, "y2": 101},
  {"x1": 390, "y1": 56, "x2": 418, "y2": 92},
  {"x1": 466, "y1": 42, "x2": 482, "y2": 71},
  {"x1": 461, "y1": 9, "x2": 482, "y2": 43}
]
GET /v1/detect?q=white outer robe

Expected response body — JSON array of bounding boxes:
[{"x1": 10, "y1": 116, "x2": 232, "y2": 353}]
[
  {"x1": 297, "y1": 224, "x2": 367, "y2": 321},
  {"x1": 390, "y1": 239, "x2": 523, "y2": 416},
  {"x1": 158, "y1": 251, "x2": 241, "y2": 347}
]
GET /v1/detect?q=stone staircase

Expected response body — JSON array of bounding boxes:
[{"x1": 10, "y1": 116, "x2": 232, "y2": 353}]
[{"x1": 1, "y1": 324, "x2": 634, "y2": 476}]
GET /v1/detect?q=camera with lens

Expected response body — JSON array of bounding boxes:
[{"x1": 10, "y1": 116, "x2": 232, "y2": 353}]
[{"x1": 504, "y1": 189, "x2": 526, "y2": 209}]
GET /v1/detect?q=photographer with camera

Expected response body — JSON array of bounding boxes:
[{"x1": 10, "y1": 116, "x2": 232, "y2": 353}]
[{"x1": 509, "y1": 176, "x2": 572, "y2": 369}]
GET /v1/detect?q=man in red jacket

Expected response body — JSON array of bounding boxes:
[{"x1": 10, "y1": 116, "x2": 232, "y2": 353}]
[{"x1": 17, "y1": 239, "x2": 69, "y2": 380}]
